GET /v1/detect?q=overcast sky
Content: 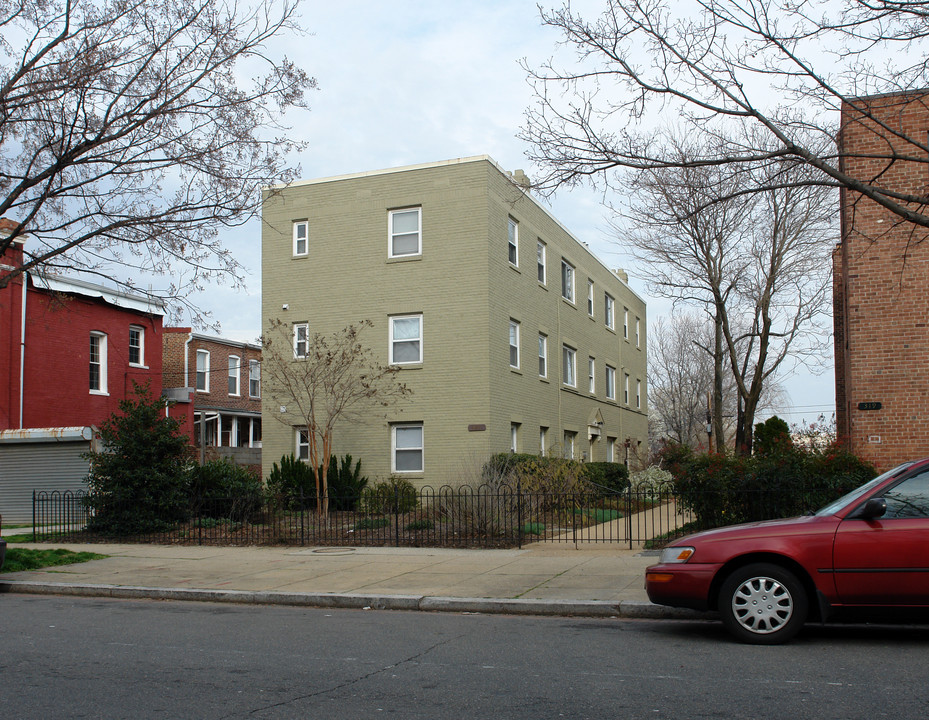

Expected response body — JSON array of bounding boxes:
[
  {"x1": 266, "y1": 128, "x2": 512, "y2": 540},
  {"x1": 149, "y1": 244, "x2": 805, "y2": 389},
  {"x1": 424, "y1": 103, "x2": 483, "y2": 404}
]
[{"x1": 192, "y1": 0, "x2": 836, "y2": 425}]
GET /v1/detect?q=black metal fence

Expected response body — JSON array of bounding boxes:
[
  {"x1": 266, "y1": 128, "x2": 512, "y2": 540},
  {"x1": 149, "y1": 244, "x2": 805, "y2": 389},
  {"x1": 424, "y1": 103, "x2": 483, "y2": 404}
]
[{"x1": 30, "y1": 485, "x2": 810, "y2": 549}]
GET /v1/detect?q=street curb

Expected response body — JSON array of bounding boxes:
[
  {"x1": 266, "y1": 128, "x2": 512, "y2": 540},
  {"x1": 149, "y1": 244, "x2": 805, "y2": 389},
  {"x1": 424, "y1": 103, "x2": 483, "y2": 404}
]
[{"x1": 0, "y1": 580, "x2": 713, "y2": 620}]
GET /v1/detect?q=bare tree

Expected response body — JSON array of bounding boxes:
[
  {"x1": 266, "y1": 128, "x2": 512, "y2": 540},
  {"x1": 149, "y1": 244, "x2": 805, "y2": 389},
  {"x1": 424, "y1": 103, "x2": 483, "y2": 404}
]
[
  {"x1": 261, "y1": 319, "x2": 412, "y2": 516},
  {"x1": 0, "y1": 0, "x2": 313, "y2": 321},
  {"x1": 621, "y1": 136, "x2": 831, "y2": 453},
  {"x1": 521, "y1": 1, "x2": 929, "y2": 230}
]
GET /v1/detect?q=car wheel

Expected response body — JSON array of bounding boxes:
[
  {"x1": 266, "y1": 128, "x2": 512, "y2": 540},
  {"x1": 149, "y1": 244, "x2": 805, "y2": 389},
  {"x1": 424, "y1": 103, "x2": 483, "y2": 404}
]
[{"x1": 718, "y1": 563, "x2": 808, "y2": 645}]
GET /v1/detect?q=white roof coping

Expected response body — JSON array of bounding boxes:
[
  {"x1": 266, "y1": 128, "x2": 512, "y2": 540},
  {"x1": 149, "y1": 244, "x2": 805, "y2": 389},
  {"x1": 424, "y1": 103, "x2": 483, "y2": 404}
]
[
  {"x1": 0, "y1": 427, "x2": 95, "y2": 444},
  {"x1": 31, "y1": 274, "x2": 165, "y2": 315}
]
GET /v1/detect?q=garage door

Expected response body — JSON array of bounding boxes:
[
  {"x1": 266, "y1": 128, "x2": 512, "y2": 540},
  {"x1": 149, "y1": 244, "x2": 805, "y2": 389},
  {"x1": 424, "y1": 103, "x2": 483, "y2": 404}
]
[{"x1": 0, "y1": 432, "x2": 92, "y2": 524}]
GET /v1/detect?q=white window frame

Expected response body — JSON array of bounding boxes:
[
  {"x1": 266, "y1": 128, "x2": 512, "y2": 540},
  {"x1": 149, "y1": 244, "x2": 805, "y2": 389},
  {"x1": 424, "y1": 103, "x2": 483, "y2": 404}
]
[
  {"x1": 605, "y1": 294, "x2": 615, "y2": 330},
  {"x1": 562, "y1": 345, "x2": 576, "y2": 387},
  {"x1": 228, "y1": 355, "x2": 240, "y2": 396},
  {"x1": 195, "y1": 349, "x2": 210, "y2": 393},
  {"x1": 561, "y1": 260, "x2": 575, "y2": 302},
  {"x1": 587, "y1": 279, "x2": 594, "y2": 316},
  {"x1": 508, "y1": 217, "x2": 519, "y2": 266},
  {"x1": 538, "y1": 334, "x2": 548, "y2": 378},
  {"x1": 588, "y1": 356, "x2": 596, "y2": 394},
  {"x1": 636, "y1": 317, "x2": 641, "y2": 347},
  {"x1": 392, "y1": 423, "x2": 424, "y2": 473},
  {"x1": 564, "y1": 430, "x2": 576, "y2": 460},
  {"x1": 509, "y1": 319, "x2": 520, "y2": 369},
  {"x1": 249, "y1": 360, "x2": 261, "y2": 398},
  {"x1": 606, "y1": 365, "x2": 616, "y2": 400},
  {"x1": 293, "y1": 220, "x2": 308, "y2": 257},
  {"x1": 606, "y1": 437, "x2": 616, "y2": 463},
  {"x1": 389, "y1": 207, "x2": 422, "y2": 258},
  {"x1": 296, "y1": 428, "x2": 309, "y2": 461},
  {"x1": 624, "y1": 308, "x2": 629, "y2": 339},
  {"x1": 128, "y1": 325, "x2": 144, "y2": 367},
  {"x1": 537, "y1": 240, "x2": 546, "y2": 284},
  {"x1": 540, "y1": 427, "x2": 548, "y2": 455},
  {"x1": 390, "y1": 314, "x2": 423, "y2": 365},
  {"x1": 510, "y1": 423, "x2": 519, "y2": 453},
  {"x1": 89, "y1": 332, "x2": 108, "y2": 394},
  {"x1": 637, "y1": 379, "x2": 642, "y2": 409},
  {"x1": 624, "y1": 373, "x2": 630, "y2": 405},
  {"x1": 293, "y1": 323, "x2": 308, "y2": 359}
]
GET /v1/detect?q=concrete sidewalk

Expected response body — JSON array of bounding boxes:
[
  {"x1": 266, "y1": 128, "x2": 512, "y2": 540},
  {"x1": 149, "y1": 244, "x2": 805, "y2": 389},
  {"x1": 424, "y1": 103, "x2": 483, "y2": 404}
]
[{"x1": 0, "y1": 541, "x2": 710, "y2": 619}]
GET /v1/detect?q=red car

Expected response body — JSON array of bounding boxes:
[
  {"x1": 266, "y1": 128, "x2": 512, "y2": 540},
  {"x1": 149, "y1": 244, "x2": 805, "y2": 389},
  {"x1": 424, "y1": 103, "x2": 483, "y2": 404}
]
[{"x1": 646, "y1": 458, "x2": 929, "y2": 644}]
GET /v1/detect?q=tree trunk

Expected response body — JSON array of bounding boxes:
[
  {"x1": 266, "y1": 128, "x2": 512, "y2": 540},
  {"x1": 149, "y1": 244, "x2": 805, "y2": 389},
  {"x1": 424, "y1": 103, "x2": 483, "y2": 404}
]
[{"x1": 713, "y1": 311, "x2": 726, "y2": 453}]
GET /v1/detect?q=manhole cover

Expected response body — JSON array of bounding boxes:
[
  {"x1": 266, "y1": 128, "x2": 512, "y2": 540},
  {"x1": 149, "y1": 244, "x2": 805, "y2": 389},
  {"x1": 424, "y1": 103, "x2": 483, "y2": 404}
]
[{"x1": 311, "y1": 547, "x2": 357, "y2": 555}]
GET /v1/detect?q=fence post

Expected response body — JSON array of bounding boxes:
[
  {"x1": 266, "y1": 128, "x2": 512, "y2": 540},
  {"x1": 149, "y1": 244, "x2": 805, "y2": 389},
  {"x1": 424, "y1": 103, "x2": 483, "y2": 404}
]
[
  {"x1": 33, "y1": 490, "x2": 37, "y2": 542},
  {"x1": 394, "y1": 486, "x2": 400, "y2": 547},
  {"x1": 516, "y1": 479, "x2": 523, "y2": 549},
  {"x1": 627, "y1": 485, "x2": 634, "y2": 551}
]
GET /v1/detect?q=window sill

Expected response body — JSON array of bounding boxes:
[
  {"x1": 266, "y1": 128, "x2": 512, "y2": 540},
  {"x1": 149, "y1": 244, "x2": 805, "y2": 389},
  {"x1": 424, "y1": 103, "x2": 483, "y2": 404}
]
[
  {"x1": 392, "y1": 363, "x2": 423, "y2": 370},
  {"x1": 387, "y1": 255, "x2": 422, "y2": 264},
  {"x1": 510, "y1": 367, "x2": 522, "y2": 375},
  {"x1": 292, "y1": 254, "x2": 309, "y2": 260},
  {"x1": 89, "y1": 390, "x2": 109, "y2": 396},
  {"x1": 128, "y1": 363, "x2": 149, "y2": 369},
  {"x1": 539, "y1": 377, "x2": 550, "y2": 384}
]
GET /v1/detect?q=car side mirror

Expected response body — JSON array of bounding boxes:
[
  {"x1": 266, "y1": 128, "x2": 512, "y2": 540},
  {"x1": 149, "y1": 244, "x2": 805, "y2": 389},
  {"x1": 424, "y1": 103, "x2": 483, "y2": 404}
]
[{"x1": 852, "y1": 497, "x2": 887, "y2": 520}]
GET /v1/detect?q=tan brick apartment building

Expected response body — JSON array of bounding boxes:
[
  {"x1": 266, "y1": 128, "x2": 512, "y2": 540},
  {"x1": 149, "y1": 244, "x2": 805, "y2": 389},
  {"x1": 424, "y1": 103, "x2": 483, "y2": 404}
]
[
  {"x1": 834, "y1": 91, "x2": 929, "y2": 470},
  {"x1": 162, "y1": 329, "x2": 262, "y2": 468},
  {"x1": 260, "y1": 156, "x2": 648, "y2": 485}
]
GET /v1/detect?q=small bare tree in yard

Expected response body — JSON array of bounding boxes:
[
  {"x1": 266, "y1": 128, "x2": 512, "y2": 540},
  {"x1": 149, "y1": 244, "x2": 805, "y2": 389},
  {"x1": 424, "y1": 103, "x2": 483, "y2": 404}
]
[
  {"x1": 261, "y1": 319, "x2": 412, "y2": 516},
  {"x1": 0, "y1": 0, "x2": 313, "y2": 321}
]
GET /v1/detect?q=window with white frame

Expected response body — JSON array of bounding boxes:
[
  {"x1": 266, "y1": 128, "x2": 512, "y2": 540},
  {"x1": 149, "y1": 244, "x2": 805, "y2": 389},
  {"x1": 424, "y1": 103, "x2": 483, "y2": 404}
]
[
  {"x1": 393, "y1": 423, "x2": 424, "y2": 472},
  {"x1": 604, "y1": 294, "x2": 615, "y2": 330},
  {"x1": 296, "y1": 428, "x2": 309, "y2": 460},
  {"x1": 606, "y1": 436, "x2": 616, "y2": 463},
  {"x1": 588, "y1": 356, "x2": 596, "y2": 394},
  {"x1": 293, "y1": 323, "x2": 308, "y2": 359},
  {"x1": 538, "y1": 334, "x2": 548, "y2": 378},
  {"x1": 636, "y1": 317, "x2": 641, "y2": 347},
  {"x1": 128, "y1": 325, "x2": 144, "y2": 366},
  {"x1": 605, "y1": 365, "x2": 616, "y2": 400},
  {"x1": 89, "y1": 332, "x2": 107, "y2": 393},
  {"x1": 587, "y1": 280, "x2": 594, "y2": 316},
  {"x1": 561, "y1": 260, "x2": 575, "y2": 302},
  {"x1": 293, "y1": 220, "x2": 308, "y2": 257},
  {"x1": 389, "y1": 207, "x2": 421, "y2": 258},
  {"x1": 537, "y1": 240, "x2": 546, "y2": 284},
  {"x1": 508, "y1": 217, "x2": 518, "y2": 266},
  {"x1": 509, "y1": 319, "x2": 520, "y2": 368},
  {"x1": 623, "y1": 307, "x2": 629, "y2": 339},
  {"x1": 636, "y1": 379, "x2": 642, "y2": 409},
  {"x1": 562, "y1": 345, "x2": 576, "y2": 387},
  {"x1": 510, "y1": 423, "x2": 519, "y2": 452},
  {"x1": 249, "y1": 359, "x2": 261, "y2": 398},
  {"x1": 540, "y1": 426, "x2": 548, "y2": 455},
  {"x1": 228, "y1": 355, "x2": 240, "y2": 396},
  {"x1": 624, "y1": 373, "x2": 630, "y2": 404},
  {"x1": 195, "y1": 349, "x2": 210, "y2": 392},
  {"x1": 390, "y1": 315, "x2": 423, "y2": 364},
  {"x1": 564, "y1": 430, "x2": 576, "y2": 459}
]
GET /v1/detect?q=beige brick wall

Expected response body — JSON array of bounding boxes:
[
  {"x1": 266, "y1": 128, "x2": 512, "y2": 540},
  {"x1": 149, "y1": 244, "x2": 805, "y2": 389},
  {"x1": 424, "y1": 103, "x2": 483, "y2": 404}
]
[{"x1": 261, "y1": 157, "x2": 647, "y2": 484}]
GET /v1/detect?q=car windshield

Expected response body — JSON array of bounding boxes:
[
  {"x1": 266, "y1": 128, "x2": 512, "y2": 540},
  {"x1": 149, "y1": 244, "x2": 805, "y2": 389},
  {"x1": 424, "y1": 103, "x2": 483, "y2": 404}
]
[{"x1": 815, "y1": 462, "x2": 916, "y2": 517}]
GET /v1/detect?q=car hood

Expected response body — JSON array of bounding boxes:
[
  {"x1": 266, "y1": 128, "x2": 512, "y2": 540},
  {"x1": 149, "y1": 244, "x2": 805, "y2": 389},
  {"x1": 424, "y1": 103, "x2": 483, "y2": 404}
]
[{"x1": 674, "y1": 514, "x2": 831, "y2": 546}]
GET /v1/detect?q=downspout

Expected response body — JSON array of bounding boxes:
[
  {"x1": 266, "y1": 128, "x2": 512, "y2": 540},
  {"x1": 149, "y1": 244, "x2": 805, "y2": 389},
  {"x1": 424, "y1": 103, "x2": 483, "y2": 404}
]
[{"x1": 18, "y1": 271, "x2": 27, "y2": 429}]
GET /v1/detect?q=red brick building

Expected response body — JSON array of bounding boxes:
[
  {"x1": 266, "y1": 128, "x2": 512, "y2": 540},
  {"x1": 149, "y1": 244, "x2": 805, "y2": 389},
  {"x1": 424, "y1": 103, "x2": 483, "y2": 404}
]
[
  {"x1": 1, "y1": 221, "x2": 166, "y2": 431},
  {"x1": 162, "y1": 328, "x2": 262, "y2": 470},
  {"x1": 834, "y1": 91, "x2": 929, "y2": 470}
]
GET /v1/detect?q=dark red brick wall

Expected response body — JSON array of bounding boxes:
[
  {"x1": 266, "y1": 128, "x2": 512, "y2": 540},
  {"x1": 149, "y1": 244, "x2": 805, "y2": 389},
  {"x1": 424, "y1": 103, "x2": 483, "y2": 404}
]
[{"x1": 836, "y1": 92, "x2": 929, "y2": 470}]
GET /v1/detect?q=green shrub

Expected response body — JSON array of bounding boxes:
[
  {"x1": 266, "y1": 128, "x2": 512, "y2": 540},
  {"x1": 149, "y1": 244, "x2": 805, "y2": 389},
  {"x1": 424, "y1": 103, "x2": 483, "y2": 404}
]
[
  {"x1": 267, "y1": 454, "x2": 316, "y2": 509},
  {"x1": 355, "y1": 516, "x2": 390, "y2": 530},
  {"x1": 84, "y1": 383, "x2": 191, "y2": 535},
  {"x1": 753, "y1": 416, "x2": 792, "y2": 456},
  {"x1": 360, "y1": 476, "x2": 419, "y2": 514},
  {"x1": 319, "y1": 454, "x2": 369, "y2": 510},
  {"x1": 580, "y1": 462, "x2": 630, "y2": 493},
  {"x1": 190, "y1": 458, "x2": 263, "y2": 521},
  {"x1": 482, "y1": 453, "x2": 591, "y2": 494},
  {"x1": 405, "y1": 519, "x2": 434, "y2": 531}
]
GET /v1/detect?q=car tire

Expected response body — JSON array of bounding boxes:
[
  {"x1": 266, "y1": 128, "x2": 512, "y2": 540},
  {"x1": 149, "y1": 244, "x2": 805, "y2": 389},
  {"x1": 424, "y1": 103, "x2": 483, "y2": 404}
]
[{"x1": 718, "y1": 563, "x2": 808, "y2": 645}]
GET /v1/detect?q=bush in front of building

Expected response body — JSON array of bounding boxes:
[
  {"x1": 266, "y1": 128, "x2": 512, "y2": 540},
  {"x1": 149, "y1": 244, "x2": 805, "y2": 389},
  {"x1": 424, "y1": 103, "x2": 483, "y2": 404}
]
[
  {"x1": 189, "y1": 458, "x2": 264, "y2": 522},
  {"x1": 360, "y1": 476, "x2": 419, "y2": 514},
  {"x1": 580, "y1": 462, "x2": 630, "y2": 493},
  {"x1": 266, "y1": 454, "x2": 316, "y2": 509},
  {"x1": 655, "y1": 439, "x2": 877, "y2": 529},
  {"x1": 482, "y1": 453, "x2": 591, "y2": 495},
  {"x1": 319, "y1": 454, "x2": 369, "y2": 511},
  {"x1": 84, "y1": 383, "x2": 191, "y2": 535}
]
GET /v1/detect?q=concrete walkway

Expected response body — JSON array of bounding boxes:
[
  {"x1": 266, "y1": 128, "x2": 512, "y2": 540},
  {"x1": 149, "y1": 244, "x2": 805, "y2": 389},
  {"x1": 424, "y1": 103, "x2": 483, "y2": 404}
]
[{"x1": 0, "y1": 540, "x2": 710, "y2": 620}]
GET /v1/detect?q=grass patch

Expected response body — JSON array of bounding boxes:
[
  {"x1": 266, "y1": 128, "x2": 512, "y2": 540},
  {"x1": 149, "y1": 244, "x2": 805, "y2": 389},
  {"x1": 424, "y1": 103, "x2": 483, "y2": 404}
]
[
  {"x1": 2, "y1": 533, "x2": 41, "y2": 543},
  {"x1": 354, "y1": 516, "x2": 390, "y2": 530},
  {"x1": 521, "y1": 522, "x2": 545, "y2": 536},
  {"x1": 2, "y1": 548, "x2": 108, "y2": 573}
]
